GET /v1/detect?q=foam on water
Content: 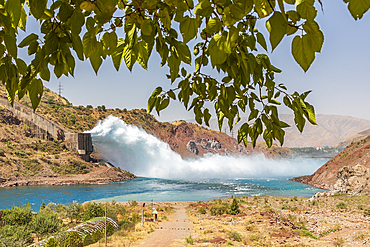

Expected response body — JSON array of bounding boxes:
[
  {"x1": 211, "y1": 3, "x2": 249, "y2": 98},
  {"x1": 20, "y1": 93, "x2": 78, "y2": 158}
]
[{"x1": 87, "y1": 115, "x2": 323, "y2": 179}]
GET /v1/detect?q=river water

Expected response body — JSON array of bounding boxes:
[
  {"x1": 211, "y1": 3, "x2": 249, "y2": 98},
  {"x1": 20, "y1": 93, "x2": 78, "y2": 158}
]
[{"x1": 0, "y1": 116, "x2": 327, "y2": 210}]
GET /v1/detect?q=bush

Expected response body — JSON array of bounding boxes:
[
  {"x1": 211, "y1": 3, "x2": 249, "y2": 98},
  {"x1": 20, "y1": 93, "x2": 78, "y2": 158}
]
[
  {"x1": 118, "y1": 220, "x2": 135, "y2": 232},
  {"x1": 91, "y1": 230, "x2": 103, "y2": 242},
  {"x1": 364, "y1": 207, "x2": 370, "y2": 216},
  {"x1": 0, "y1": 225, "x2": 32, "y2": 247},
  {"x1": 336, "y1": 202, "x2": 347, "y2": 210},
  {"x1": 0, "y1": 149, "x2": 5, "y2": 157},
  {"x1": 198, "y1": 206, "x2": 206, "y2": 214},
  {"x1": 228, "y1": 231, "x2": 242, "y2": 242},
  {"x1": 46, "y1": 238, "x2": 61, "y2": 247},
  {"x1": 83, "y1": 203, "x2": 104, "y2": 221},
  {"x1": 209, "y1": 204, "x2": 229, "y2": 216},
  {"x1": 229, "y1": 198, "x2": 241, "y2": 215},
  {"x1": 1, "y1": 203, "x2": 33, "y2": 226},
  {"x1": 31, "y1": 210, "x2": 62, "y2": 235},
  {"x1": 64, "y1": 231, "x2": 83, "y2": 247}
]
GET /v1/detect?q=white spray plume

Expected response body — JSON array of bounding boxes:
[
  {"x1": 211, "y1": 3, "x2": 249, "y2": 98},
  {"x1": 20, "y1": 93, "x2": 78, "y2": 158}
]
[{"x1": 87, "y1": 115, "x2": 323, "y2": 179}]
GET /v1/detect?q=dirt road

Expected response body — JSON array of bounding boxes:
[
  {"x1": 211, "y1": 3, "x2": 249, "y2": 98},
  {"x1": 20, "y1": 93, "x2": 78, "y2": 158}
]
[{"x1": 135, "y1": 204, "x2": 192, "y2": 246}]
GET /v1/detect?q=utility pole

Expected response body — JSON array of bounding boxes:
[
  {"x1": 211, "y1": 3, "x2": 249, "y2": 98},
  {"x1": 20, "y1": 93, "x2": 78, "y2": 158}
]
[
  {"x1": 142, "y1": 203, "x2": 145, "y2": 227},
  {"x1": 105, "y1": 202, "x2": 107, "y2": 247},
  {"x1": 58, "y1": 81, "x2": 63, "y2": 97}
]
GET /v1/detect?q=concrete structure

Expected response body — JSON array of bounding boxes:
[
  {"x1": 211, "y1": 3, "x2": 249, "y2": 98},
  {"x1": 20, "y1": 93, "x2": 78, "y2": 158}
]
[{"x1": 0, "y1": 97, "x2": 93, "y2": 161}]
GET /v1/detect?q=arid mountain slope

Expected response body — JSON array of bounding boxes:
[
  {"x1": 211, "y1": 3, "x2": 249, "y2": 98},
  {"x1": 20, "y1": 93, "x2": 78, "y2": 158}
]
[
  {"x1": 335, "y1": 128, "x2": 370, "y2": 149},
  {"x1": 202, "y1": 114, "x2": 370, "y2": 147},
  {"x1": 292, "y1": 135, "x2": 370, "y2": 190}
]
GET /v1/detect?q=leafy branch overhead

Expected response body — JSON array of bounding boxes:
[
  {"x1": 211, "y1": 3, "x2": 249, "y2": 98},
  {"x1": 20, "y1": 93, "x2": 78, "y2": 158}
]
[{"x1": 0, "y1": 0, "x2": 368, "y2": 147}]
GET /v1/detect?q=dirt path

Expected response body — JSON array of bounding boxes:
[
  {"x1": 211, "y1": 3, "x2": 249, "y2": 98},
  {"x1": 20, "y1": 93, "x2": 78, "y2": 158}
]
[{"x1": 135, "y1": 204, "x2": 192, "y2": 247}]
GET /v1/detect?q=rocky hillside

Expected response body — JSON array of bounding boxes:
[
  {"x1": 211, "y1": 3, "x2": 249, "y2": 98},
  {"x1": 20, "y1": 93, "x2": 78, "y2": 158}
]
[
  {"x1": 0, "y1": 106, "x2": 135, "y2": 186},
  {"x1": 292, "y1": 135, "x2": 370, "y2": 190},
  {"x1": 0, "y1": 84, "x2": 293, "y2": 159},
  {"x1": 202, "y1": 114, "x2": 370, "y2": 148}
]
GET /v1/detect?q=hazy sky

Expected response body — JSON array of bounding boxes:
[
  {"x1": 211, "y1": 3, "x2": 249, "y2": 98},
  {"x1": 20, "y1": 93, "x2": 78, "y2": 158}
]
[{"x1": 30, "y1": 1, "x2": 369, "y2": 123}]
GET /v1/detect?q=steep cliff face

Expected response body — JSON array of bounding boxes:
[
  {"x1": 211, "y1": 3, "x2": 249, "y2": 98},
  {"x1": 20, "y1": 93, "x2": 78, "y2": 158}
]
[{"x1": 293, "y1": 135, "x2": 370, "y2": 190}]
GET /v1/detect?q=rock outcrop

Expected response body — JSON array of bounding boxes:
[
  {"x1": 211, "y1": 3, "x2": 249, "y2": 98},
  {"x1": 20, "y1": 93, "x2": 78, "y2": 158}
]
[
  {"x1": 186, "y1": 141, "x2": 199, "y2": 155},
  {"x1": 333, "y1": 165, "x2": 370, "y2": 194},
  {"x1": 292, "y1": 134, "x2": 370, "y2": 191}
]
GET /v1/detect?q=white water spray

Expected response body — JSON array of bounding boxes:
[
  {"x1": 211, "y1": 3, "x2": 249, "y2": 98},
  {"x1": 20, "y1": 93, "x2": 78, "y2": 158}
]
[{"x1": 88, "y1": 116, "x2": 323, "y2": 179}]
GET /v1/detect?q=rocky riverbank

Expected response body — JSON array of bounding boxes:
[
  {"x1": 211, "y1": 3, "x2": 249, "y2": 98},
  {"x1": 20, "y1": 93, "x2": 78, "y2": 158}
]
[{"x1": 0, "y1": 165, "x2": 136, "y2": 188}]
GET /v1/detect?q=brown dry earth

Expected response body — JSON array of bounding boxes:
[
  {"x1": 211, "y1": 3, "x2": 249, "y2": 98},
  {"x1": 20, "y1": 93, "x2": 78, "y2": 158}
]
[{"x1": 134, "y1": 204, "x2": 192, "y2": 247}]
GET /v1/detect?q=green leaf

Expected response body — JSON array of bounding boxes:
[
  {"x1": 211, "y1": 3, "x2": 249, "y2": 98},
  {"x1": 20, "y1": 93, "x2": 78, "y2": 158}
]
[
  {"x1": 167, "y1": 54, "x2": 181, "y2": 82},
  {"x1": 296, "y1": 0, "x2": 317, "y2": 20},
  {"x1": 137, "y1": 41, "x2": 149, "y2": 69},
  {"x1": 18, "y1": 33, "x2": 38, "y2": 48},
  {"x1": 204, "y1": 108, "x2": 211, "y2": 126},
  {"x1": 70, "y1": 10, "x2": 85, "y2": 35},
  {"x1": 343, "y1": 0, "x2": 370, "y2": 20},
  {"x1": 40, "y1": 67, "x2": 50, "y2": 81},
  {"x1": 102, "y1": 31, "x2": 118, "y2": 54},
  {"x1": 256, "y1": 32, "x2": 267, "y2": 51},
  {"x1": 71, "y1": 33, "x2": 84, "y2": 61},
  {"x1": 237, "y1": 123, "x2": 249, "y2": 146},
  {"x1": 27, "y1": 78, "x2": 43, "y2": 111},
  {"x1": 141, "y1": 19, "x2": 153, "y2": 36},
  {"x1": 180, "y1": 17, "x2": 197, "y2": 43},
  {"x1": 5, "y1": 0, "x2": 21, "y2": 27},
  {"x1": 303, "y1": 20, "x2": 324, "y2": 52},
  {"x1": 147, "y1": 96, "x2": 156, "y2": 113},
  {"x1": 303, "y1": 101, "x2": 317, "y2": 125},
  {"x1": 194, "y1": 0, "x2": 213, "y2": 17},
  {"x1": 266, "y1": 11, "x2": 287, "y2": 51},
  {"x1": 83, "y1": 30, "x2": 98, "y2": 58},
  {"x1": 206, "y1": 17, "x2": 222, "y2": 34},
  {"x1": 58, "y1": 2, "x2": 74, "y2": 22},
  {"x1": 89, "y1": 50, "x2": 102, "y2": 74},
  {"x1": 168, "y1": 90, "x2": 176, "y2": 100},
  {"x1": 124, "y1": 44, "x2": 137, "y2": 71},
  {"x1": 29, "y1": 0, "x2": 47, "y2": 19},
  {"x1": 152, "y1": 87, "x2": 163, "y2": 97},
  {"x1": 15, "y1": 58, "x2": 27, "y2": 74},
  {"x1": 112, "y1": 39, "x2": 125, "y2": 71},
  {"x1": 254, "y1": 0, "x2": 275, "y2": 18},
  {"x1": 80, "y1": 1, "x2": 95, "y2": 12},
  {"x1": 54, "y1": 62, "x2": 65, "y2": 78},
  {"x1": 208, "y1": 34, "x2": 229, "y2": 66},
  {"x1": 159, "y1": 98, "x2": 170, "y2": 111},
  {"x1": 4, "y1": 33, "x2": 17, "y2": 58},
  {"x1": 291, "y1": 35, "x2": 315, "y2": 72}
]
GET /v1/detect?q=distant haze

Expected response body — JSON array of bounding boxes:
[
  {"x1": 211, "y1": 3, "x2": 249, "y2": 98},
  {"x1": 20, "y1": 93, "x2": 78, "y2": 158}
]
[{"x1": 189, "y1": 114, "x2": 370, "y2": 148}]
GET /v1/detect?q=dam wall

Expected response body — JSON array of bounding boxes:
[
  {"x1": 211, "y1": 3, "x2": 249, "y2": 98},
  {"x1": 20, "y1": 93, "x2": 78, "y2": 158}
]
[{"x1": 0, "y1": 97, "x2": 92, "y2": 161}]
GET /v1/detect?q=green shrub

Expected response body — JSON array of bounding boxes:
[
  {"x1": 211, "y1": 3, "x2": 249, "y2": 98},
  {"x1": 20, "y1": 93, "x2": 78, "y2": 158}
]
[
  {"x1": 64, "y1": 231, "x2": 83, "y2": 247},
  {"x1": 186, "y1": 235, "x2": 194, "y2": 244},
  {"x1": 82, "y1": 203, "x2": 104, "y2": 221},
  {"x1": 229, "y1": 198, "x2": 241, "y2": 215},
  {"x1": 198, "y1": 206, "x2": 207, "y2": 214},
  {"x1": 0, "y1": 225, "x2": 32, "y2": 247},
  {"x1": 118, "y1": 220, "x2": 135, "y2": 232},
  {"x1": 23, "y1": 158, "x2": 42, "y2": 175},
  {"x1": 82, "y1": 234, "x2": 95, "y2": 246},
  {"x1": 336, "y1": 202, "x2": 346, "y2": 210},
  {"x1": 0, "y1": 149, "x2": 5, "y2": 157},
  {"x1": 228, "y1": 231, "x2": 242, "y2": 242},
  {"x1": 209, "y1": 204, "x2": 229, "y2": 216},
  {"x1": 364, "y1": 207, "x2": 370, "y2": 216},
  {"x1": 1, "y1": 203, "x2": 33, "y2": 226},
  {"x1": 46, "y1": 238, "x2": 61, "y2": 247},
  {"x1": 91, "y1": 230, "x2": 103, "y2": 242},
  {"x1": 31, "y1": 210, "x2": 62, "y2": 235},
  {"x1": 15, "y1": 151, "x2": 27, "y2": 158}
]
